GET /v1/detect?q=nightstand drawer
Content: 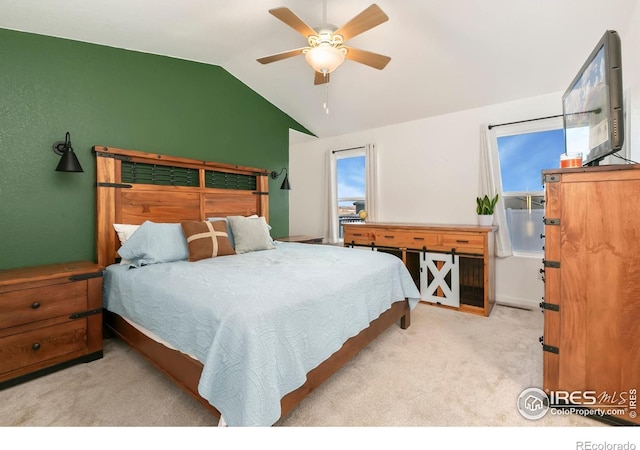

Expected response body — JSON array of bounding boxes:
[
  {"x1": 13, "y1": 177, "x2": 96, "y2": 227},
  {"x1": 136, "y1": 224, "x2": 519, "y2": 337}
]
[
  {"x1": 0, "y1": 282, "x2": 87, "y2": 329},
  {"x1": 0, "y1": 319, "x2": 88, "y2": 374},
  {"x1": 440, "y1": 233, "x2": 485, "y2": 253},
  {"x1": 0, "y1": 261, "x2": 103, "y2": 388}
]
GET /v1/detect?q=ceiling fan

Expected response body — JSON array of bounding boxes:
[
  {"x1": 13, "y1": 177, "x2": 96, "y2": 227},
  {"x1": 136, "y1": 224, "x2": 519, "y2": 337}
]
[{"x1": 257, "y1": 3, "x2": 391, "y2": 85}]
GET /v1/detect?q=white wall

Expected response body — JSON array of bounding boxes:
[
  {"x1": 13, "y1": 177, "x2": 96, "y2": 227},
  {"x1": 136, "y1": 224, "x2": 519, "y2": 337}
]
[{"x1": 289, "y1": 9, "x2": 640, "y2": 311}]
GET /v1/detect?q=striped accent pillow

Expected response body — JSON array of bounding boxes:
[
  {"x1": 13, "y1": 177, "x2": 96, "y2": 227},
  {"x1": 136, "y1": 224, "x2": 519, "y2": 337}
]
[{"x1": 180, "y1": 220, "x2": 236, "y2": 262}]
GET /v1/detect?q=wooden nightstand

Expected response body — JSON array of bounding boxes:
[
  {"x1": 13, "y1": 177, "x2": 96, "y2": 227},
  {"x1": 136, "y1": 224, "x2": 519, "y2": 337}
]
[
  {"x1": 276, "y1": 235, "x2": 324, "y2": 244},
  {"x1": 0, "y1": 261, "x2": 104, "y2": 389}
]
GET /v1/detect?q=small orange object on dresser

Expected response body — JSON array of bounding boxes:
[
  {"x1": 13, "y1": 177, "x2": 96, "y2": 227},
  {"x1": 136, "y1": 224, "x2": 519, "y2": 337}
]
[{"x1": 559, "y1": 153, "x2": 583, "y2": 168}]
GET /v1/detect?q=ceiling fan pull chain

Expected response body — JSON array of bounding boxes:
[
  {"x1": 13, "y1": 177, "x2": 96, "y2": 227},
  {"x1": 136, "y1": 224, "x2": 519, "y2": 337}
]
[{"x1": 324, "y1": 83, "x2": 330, "y2": 115}]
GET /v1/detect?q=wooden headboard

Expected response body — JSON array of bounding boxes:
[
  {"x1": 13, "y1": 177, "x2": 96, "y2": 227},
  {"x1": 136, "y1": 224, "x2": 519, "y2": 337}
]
[{"x1": 94, "y1": 146, "x2": 269, "y2": 267}]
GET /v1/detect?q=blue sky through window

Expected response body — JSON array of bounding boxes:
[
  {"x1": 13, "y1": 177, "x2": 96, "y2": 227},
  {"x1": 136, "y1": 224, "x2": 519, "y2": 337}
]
[
  {"x1": 497, "y1": 129, "x2": 565, "y2": 192},
  {"x1": 337, "y1": 155, "x2": 365, "y2": 199}
]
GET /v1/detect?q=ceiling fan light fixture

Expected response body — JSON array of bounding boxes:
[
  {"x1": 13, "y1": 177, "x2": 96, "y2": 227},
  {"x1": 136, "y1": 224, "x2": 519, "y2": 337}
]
[
  {"x1": 258, "y1": 4, "x2": 390, "y2": 85},
  {"x1": 304, "y1": 43, "x2": 346, "y2": 74}
]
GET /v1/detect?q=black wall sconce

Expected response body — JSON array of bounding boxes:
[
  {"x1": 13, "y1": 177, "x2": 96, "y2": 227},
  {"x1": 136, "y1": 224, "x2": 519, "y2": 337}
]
[
  {"x1": 270, "y1": 167, "x2": 291, "y2": 190},
  {"x1": 52, "y1": 131, "x2": 83, "y2": 172}
]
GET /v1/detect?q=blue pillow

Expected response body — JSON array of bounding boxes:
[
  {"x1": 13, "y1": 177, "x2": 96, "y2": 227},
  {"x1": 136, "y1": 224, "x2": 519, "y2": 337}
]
[{"x1": 117, "y1": 221, "x2": 189, "y2": 268}]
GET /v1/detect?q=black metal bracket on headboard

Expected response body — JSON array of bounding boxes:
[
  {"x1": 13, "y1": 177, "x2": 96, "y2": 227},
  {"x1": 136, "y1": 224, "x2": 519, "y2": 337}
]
[{"x1": 96, "y1": 182, "x2": 133, "y2": 189}]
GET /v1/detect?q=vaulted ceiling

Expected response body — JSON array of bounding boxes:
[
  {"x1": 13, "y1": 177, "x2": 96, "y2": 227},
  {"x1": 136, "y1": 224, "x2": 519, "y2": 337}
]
[{"x1": 1, "y1": 0, "x2": 637, "y2": 138}]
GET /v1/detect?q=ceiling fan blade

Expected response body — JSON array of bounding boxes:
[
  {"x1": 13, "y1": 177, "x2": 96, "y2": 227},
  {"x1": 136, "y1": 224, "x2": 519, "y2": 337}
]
[
  {"x1": 344, "y1": 47, "x2": 391, "y2": 70},
  {"x1": 314, "y1": 71, "x2": 330, "y2": 85},
  {"x1": 269, "y1": 7, "x2": 317, "y2": 39},
  {"x1": 257, "y1": 48, "x2": 307, "y2": 64},
  {"x1": 334, "y1": 4, "x2": 389, "y2": 42}
]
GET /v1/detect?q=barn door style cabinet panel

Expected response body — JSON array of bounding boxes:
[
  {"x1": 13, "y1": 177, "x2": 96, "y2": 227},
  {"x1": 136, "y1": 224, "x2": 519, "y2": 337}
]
[
  {"x1": 343, "y1": 223, "x2": 496, "y2": 316},
  {"x1": 542, "y1": 165, "x2": 640, "y2": 425}
]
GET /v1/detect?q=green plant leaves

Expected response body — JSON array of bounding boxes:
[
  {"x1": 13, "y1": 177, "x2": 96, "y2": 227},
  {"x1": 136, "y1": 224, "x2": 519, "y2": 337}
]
[{"x1": 476, "y1": 193, "x2": 499, "y2": 215}]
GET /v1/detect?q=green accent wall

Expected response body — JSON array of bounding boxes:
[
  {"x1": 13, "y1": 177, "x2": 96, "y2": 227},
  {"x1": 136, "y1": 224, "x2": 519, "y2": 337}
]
[{"x1": 0, "y1": 29, "x2": 311, "y2": 270}]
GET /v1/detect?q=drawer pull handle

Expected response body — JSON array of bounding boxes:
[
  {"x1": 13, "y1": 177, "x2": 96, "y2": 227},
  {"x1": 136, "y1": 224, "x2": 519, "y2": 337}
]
[
  {"x1": 384, "y1": 235, "x2": 395, "y2": 239},
  {"x1": 413, "y1": 237, "x2": 425, "y2": 241},
  {"x1": 32, "y1": 343, "x2": 41, "y2": 351},
  {"x1": 456, "y1": 239, "x2": 469, "y2": 244},
  {"x1": 31, "y1": 302, "x2": 40, "y2": 309},
  {"x1": 353, "y1": 233, "x2": 363, "y2": 237}
]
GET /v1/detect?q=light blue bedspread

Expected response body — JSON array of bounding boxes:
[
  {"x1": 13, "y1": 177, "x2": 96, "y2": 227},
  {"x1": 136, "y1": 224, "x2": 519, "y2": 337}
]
[{"x1": 103, "y1": 242, "x2": 420, "y2": 426}]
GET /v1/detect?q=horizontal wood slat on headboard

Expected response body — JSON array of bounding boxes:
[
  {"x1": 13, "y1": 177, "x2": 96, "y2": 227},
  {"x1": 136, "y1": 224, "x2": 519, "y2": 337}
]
[
  {"x1": 119, "y1": 190, "x2": 202, "y2": 224},
  {"x1": 94, "y1": 146, "x2": 270, "y2": 267}
]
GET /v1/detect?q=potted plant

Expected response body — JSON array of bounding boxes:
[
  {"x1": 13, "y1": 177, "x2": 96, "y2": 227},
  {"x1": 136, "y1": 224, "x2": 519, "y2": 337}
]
[{"x1": 476, "y1": 193, "x2": 498, "y2": 226}]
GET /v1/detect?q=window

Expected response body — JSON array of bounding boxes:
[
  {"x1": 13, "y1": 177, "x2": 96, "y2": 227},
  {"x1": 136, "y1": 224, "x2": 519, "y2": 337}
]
[
  {"x1": 496, "y1": 118, "x2": 565, "y2": 255},
  {"x1": 336, "y1": 151, "x2": 365, "y2": 239},
  {"x1": 325, "y1": 144, "x2": 376, "y2": 244}
]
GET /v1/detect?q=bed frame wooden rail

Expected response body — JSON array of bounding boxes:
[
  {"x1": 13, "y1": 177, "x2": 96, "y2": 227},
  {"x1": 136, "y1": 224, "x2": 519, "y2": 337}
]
[{"x1": 94, "y1": 145, "x2": 410, "y2": 423}]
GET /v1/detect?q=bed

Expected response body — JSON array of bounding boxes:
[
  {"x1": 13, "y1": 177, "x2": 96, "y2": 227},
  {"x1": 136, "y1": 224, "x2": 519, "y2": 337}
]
[{"x1": 94, "y1": 146, "x2": 420, "y2": 426}]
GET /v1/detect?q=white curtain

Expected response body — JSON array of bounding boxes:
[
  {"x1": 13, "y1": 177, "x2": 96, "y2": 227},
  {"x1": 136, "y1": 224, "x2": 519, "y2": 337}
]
[
  {"x1": 324, "y1": 144, "x2": 377, "y2": 244},
  {"x1": 479, "y1": 125, "x2": 513, "y2": 257},
  {"x1": 364, "y1": 144, "x2": 378, "y2": 222},
  {"x1": 324, "y1": 150, "x2": 339, "y2": 244}
]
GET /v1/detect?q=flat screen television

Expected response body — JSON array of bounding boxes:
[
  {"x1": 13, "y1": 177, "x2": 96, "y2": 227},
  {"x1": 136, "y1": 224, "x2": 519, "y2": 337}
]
[{"x1": 562, "y1": 30, "x2": 624, "y2": 166}]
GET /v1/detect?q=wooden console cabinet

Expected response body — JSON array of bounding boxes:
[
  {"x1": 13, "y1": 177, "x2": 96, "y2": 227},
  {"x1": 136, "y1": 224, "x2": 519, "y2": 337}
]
[
  {"x1": 0, "y1": 261, "x2": 104, "y2": 388},
  {"x1": 542, "y1": 165, "x2": 640, "y2": 425},
  {"x1": 343, "y1": 223, "x2": 496, "y2": 316}
]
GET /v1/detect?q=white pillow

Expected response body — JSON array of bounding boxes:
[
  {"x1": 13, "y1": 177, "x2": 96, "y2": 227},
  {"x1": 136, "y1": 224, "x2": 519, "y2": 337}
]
[
  {"x1": 113, "y1": 224, "x2": 140, "y2": 246},
  {"x1": 113, "y1": 224, "x2": 141, "y2": 265},
  {"x1": 227, "y1": 216, "x2": 275, "y2": 254}
]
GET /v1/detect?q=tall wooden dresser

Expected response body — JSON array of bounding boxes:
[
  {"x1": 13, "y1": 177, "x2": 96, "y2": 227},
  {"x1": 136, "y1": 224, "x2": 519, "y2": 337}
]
[
  {"x1": 0, "y1": 261, "x2": 104, "y2": 388},
  {"x1": 542, "y1": 164, "x2": 640, "y2": 425}
]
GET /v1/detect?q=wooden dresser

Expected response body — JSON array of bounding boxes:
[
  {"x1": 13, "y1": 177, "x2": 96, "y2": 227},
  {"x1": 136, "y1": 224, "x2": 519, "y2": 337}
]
[
  {"x1": 542, "y1": 164, "x2": 640, "y2": 425},
  {"x1": 0, "y1": 261, "x2": 104, "y2": 388},
  {"x1": 343, "y1": 223, "x2": 496, "y2": 316}
]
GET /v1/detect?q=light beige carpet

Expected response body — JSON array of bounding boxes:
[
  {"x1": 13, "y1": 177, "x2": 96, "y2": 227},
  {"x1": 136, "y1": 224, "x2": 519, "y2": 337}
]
[{"x1": 0, "y1": 303, "x2": 602, "y2": 427}]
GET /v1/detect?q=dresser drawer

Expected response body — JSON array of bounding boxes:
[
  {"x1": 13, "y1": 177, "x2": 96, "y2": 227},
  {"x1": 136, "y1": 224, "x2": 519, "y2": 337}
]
[
  {"x1": 343, "y1": 228, "x2": 376, "y2": 246},
  {"x1": 440, "y1": 233, "x2": 485, "y2": 254},
  {"x1": 374, "y1": 229, "x2": 439, "y2": 249},
  {"x1": 0, "y1": 282, "x2": 87, "y2": 329},
  {"x1": 0, "y1": 319, "x2": 88, "y2": 374}
]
